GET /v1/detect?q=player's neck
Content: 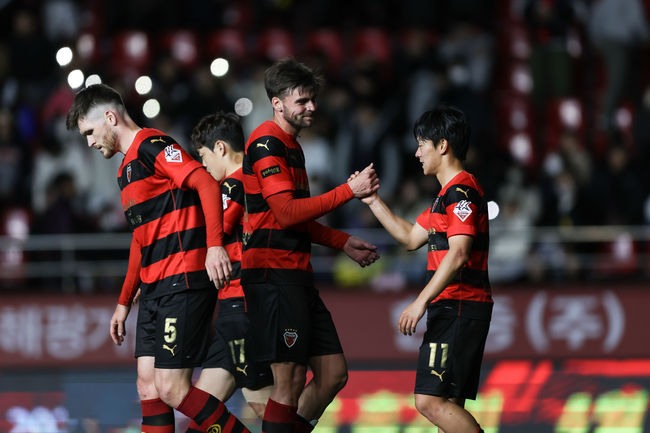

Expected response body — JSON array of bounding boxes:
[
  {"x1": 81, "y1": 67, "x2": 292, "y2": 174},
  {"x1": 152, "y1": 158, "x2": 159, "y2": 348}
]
[
  {"x1": 436, "y1": 161, "x2": 464, "y2": 187},
  {"x1": 272, "y1": 115, "x2": 300, "y2": 138},
  {"x1": 117, "y1": 116, "x2": 142, "y2": 154}
]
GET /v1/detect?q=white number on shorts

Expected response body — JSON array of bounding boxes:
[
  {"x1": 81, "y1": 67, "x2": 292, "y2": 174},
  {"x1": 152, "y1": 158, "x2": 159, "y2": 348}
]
[
  {"x1": 228, "y1": 338, "x2": 246, "y2": 364},
  {"x1": 428, "y1": 343, "x2": 449, "y2": 369},
  {"x1": 164, "y1": 317, "x2": 177, "y2": 343}
]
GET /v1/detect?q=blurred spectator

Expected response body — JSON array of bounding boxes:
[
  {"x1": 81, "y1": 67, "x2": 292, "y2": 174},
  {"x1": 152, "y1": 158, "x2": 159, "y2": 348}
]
[
  {"x1": 524, "y1": 0, "x2": 576, "y2": 110},
  {"x1": 0, "y1": 109, "x2": 30, "y2": 206},
  {"x1": 588, "y1": 0, "x2": 649, "y2": 130}
]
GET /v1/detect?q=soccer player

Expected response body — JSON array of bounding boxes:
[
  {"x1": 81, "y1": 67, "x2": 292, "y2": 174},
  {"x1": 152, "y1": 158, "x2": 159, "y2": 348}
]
[
  {"x1": 66, "y1": 84, "x2": 250, "y2": 433},
  {"x1": 354, "y1": 107, "x2": 491, "y2": 433},
  {"x1": 242, "y1": 58, "x2": 380, "y2": 433},
  {"x1": 187, "y1": 111, "x2": 273, "y2": 429}
]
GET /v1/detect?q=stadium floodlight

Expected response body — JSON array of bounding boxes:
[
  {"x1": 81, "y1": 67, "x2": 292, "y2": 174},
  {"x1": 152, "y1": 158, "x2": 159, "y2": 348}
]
[
  {"x1": 67, "y1": 69, "x2": 84, "y2": 89},
  {"x1": 143, "y1": 98, "x2": 160, "y2": 119},
  {"x1": 135, "y1": 76, "x2": 153, "y2": 95},
  {"x1": 85, "y1": 74, "x2": 102, "y2": 87},
  {"x1": 234, "y1": 98, "x2": 253, "y2": 116},
  {"x1": 210, "y1": 58, "x2": 229, "y2": 77},
  {"x1": 56, "y1": 47, "x2": 73, "y2": 66}
]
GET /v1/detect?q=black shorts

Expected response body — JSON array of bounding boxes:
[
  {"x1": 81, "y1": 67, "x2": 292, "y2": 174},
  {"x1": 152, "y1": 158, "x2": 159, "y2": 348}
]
[
  {"x1": 414, "y1": 300, "x2": 492, "y2": 400},
  {"x1": 202, "y1": 297, "x2": 274, "y2": 390},
  {"x1": 135, "y1": 288, "x2": 217, "y2": 368},
  {"x1": 244, "y1": 282, "x2": 343, "y2": 365}
]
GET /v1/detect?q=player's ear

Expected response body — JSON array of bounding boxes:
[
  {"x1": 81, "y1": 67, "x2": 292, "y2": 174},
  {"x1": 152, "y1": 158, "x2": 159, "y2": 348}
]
[
  {"x1": 105, "y1": 109, "x2": 118, "y2": 126},
  {"x1": 271, "y1": 96, "x2": 282, "y2": 112},
  {"x1": 215, "y1": 140, "x2": 226, "y2": 156},
  {"x1": 438, "y1": 138, "x2": 449, "y2": 154}
]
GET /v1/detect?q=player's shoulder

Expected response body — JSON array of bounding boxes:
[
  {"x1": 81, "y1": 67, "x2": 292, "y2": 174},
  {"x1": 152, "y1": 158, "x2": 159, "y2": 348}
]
[{"x1": 443, "y1": 171, "x2": 484, "y2": 204}]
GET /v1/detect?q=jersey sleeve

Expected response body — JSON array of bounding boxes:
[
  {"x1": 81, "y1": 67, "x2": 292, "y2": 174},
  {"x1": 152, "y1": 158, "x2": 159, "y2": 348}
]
[
  {"x1": 444, "y1": 185, "x2": 480, "y2": 237},
  {"x1": 247, "y1": 135, "x2": 296, "y2": 198},
  {"x1": 415, "y1": 207, "x2": 431, "y2": 231},
  {"x1": 221, "y1": 177, "x2": 245, "y2": 236},
  {"x1": 138, "y1": 135, "x2": 202, "y2": 188}
]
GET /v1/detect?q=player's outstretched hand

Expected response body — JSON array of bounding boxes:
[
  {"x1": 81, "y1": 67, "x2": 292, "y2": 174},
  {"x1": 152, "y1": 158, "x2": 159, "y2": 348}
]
[
  {"x1": 206, "y1": 246, "x2": 232, "y2": 289},
  {"x1": 343, "y1": 236, "x2": 380, "y2": 267},
  {"x1": 398, "y1": 300, "x2": 427, "y2": 336},
  {"x1": 110, "y1": 304, "x2": 130, "y2": 346},
  {"x1": 347, "y1": 163, "x2": 379, "y2": 199}
]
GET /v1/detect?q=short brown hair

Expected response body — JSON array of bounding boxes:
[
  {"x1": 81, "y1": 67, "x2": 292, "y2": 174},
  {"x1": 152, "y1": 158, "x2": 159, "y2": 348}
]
[
  {"x1": 264, "y1": 58, "x2": 324, "y2": 101},
  {"x1": 66, "y1": 84, "x2": 125, "y2": 130}
]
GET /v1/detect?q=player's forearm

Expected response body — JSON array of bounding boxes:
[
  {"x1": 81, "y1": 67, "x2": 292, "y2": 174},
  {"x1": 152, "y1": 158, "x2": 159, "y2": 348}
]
[
  {"x1": 367, "y1": 196, "x2": 415, "y2": 248},
  {"x1": 416, "y1": 248, "x2": 468, "y2": 305},
  {"x1": 308, "y1": 221, "x2": 350, "y2": 250},
  {"x1": 185, "y1": 169, "x2": 223, "y2": 246},
  {"x1": 267, "y1": 184, "x2": 354, "y2": 228},
  {"x1": 118, "y1": 237, "x2": 142, "y2": 306}
]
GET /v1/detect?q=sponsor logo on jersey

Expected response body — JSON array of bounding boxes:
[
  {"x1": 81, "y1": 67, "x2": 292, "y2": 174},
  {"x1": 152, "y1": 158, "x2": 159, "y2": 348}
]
[
  {"x1": 256, "y1": 139, "x2": 270, "y2": 150},
  {"x1": 283, "y1": 330, "x2": 298, "y2": 348},
  {"x1": 453, "y1": 200, "x2": 472, "y2": 222},
  {"x1": 261, "y1": 165, "x2": 281, "y2": 178},
  {"x1": 164, "y1": 144, "x2": 183, "y2": 163},
  {"x1": 455, "y1": 187, "x2": 469, "y2": 198}
]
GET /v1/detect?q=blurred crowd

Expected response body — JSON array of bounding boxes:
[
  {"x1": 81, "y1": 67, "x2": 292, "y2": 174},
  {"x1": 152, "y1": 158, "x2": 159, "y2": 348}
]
[{"x1": 1, "y1": 0, "x2": 650, "y2": 290}]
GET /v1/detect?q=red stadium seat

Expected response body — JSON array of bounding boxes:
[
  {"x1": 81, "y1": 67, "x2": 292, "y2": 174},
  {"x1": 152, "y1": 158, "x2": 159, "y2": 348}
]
[
  {"x1": 352, "y1": 28, "x2": 392, "y2": 66},
  {"x1": 75, "y1": 32, "x2": 101, "y2": 66},
  {"x1": 304, "y1": 28, "x2": 344, "y2": 74},
  {"x1": 257, "y1": 27, "x2": 295, "y2": 61},
  {"x1": 110, "y1": 31, "x2": 151, "y2": 82},
  {"x1": 543, "y1": 97, "x2": 584, "y2": 154},
  {"x1": 205, "y1": 29, "x2": 247, "y2": 63},
  {"x1": 159, "y1": 30, "x2": 199, "y2": 70}
]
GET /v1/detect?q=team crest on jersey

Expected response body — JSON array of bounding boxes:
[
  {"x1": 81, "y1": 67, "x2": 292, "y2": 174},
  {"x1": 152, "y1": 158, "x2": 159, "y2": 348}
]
[
  {"x1": 222, "y1": 193, "x2": 230, "y2": 210},
  {"x1": 453, "y1": 200, "x2": 473, "y2": 222},
  {"x1": 207, "y1": 424, "x2": 221, "y2": 433},
  {"x1": 430, "y1": 197, "x2": 440, "y2": 213},
  {"x1": 126, "y1": 164, "x2": 132, "y2": 183},
  {"x1": 283, "y1": 329, "x2": 298, "y2": 348},
  {"x1": 164, "y1": 144, "x2": 183, "y2": 163}
]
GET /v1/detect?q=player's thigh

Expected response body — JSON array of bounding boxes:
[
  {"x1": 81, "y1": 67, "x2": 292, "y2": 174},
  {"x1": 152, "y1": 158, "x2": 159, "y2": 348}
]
[{"x1": 195, "y1": 367, "x2": 237, "y2": 402}]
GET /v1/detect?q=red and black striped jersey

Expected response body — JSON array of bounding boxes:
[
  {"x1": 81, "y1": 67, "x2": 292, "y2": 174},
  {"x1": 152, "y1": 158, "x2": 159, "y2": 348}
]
[
  {"x1": 219, "y1": 168, "x2": 244, "y2": 300},
  {"x1": 415, "y1": 170, "x2": 492, "y2": 304},
  {"x1": 241, "y1": 121, "x2": 313, "y2": 284},
  {"x1": 118, "y1": 128, "x2": 210, "y2": 298}
]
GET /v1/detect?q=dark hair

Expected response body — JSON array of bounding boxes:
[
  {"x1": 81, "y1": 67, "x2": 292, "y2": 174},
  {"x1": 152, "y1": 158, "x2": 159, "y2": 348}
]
[
  {"x1": 190, "y1": 111, "x2": 244, "y2": 153},
  {"x1": 413, "y1": 106, "x2": 471, "y2": 161},
  {"x1": 264, "y1": 58, "x2": 324, "y2": 100},
  {"x1": 66, "y1": 84, "x2": 125, "y2": 130}
]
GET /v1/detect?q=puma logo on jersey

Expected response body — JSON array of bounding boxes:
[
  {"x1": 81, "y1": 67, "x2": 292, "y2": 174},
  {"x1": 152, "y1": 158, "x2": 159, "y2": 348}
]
[
  {"x1": 430, "y1": 369, "x2": 445, "y2": 381},
  {"x1": 223, "y1": 181, "x2": 236, "y2": 195},
  {"x1": 163, "y1": 344, "x2": 177, "y2": 356},
  {"x1": 256, "y1": 139, "x2": 270, "y2": 150},
  {"x1": 236, "y1": 365, "x2": 249, "y2": 376},
  {"x1": 456, "y1": 187, "x2": 469, "y2": 198},
  {"x1": 151, "y1": 137, "x2": 166, "y2": 144}
]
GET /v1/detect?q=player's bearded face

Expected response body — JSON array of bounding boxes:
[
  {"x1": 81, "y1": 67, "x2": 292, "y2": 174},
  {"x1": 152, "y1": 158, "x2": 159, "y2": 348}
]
[
  {"x1": 99, "y1": 128, "x2": 119, "y2": 159},
  {"x1": 280, "y1": 88, "x2": 316, "y2": 130}
]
